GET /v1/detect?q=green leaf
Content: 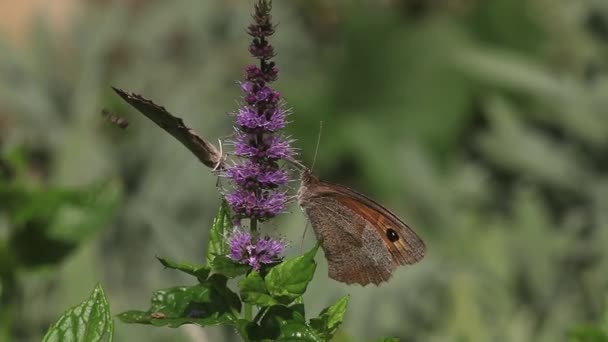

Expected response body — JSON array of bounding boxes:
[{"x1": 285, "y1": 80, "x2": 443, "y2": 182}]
[
  {"x1": 265, "y1": 244, "x2": 319, "y2": 305},
  {"x1": 117, "y1": 275, "x2": 241, "y2": 328},
  {"x1": 206, "y1": 202, "x2": 231, "y2": 266},
  {"x1": 375, "y1": 338, "x2": 400, "y2": 342},
  {"x1": 257, "y1": 305, "x2": 322, "y2": 342},
  {"x1": 239, "y1": 271, "x2": 278, "y2": 307},
  {"x1": 568, "y1": 325, "x2": 608, "y2": 342},
  {"x1": 43, "y1": 283, "x2": 113, "y2": 342},
  {"x1": 309, "y1": 295, "x2": 350, "y2": 340},
  {"x1": 277, "y1": 321, "x2": 324, "y2": 342},
  {"x1": 10, "y1": 180, "x2": 119, "y2": 237},
  {"x1": 46, "y1": 181, "x2": 121, "y2": 243},
  {"x1": 211, "y1": 255, "x2": 250, "y2": 278},
  {"x1": 156, "y1": 257, "x2": 210, "y2": 282}
]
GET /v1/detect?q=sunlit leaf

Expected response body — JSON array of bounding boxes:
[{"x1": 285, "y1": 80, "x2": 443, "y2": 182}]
[
  {"x1": 309, "y1": 295, "x2": 349, "y2": 340},
  {"x1": 42, "y1": 283, "x2": 113, "y2": 342},
  {"x1": 211, "y1": 255, "x2": 250, "y2": 278},
  {"x1": 265, "y1": 244, "x2": 319, "y2": 305},
  {"x1": 238, "y1": 271, "x2": 278, "y2": 307}
]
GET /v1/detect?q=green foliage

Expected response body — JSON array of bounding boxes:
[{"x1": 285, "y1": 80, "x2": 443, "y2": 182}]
[
  {"x1": 569, "y1": 312, "x2": 608, "y2": 342},
  {"x1": 156, "y1": 257, "x2": 210, "y2": 282},
  {"x1": 206, "y1": 203, "x2": 252, "y2": 278},
  {"x1": 211, "y1": 255, "x2": 251, "y2": 279},
  {"x1": 309, "y1": 295, "x2": 349, "y2": 341},
  {"x1": 569, "y1": 326, "x2": 608, "y2": 342},
  {"x1": 42, "y1": 284, "x2": 113, "y2": 342},
  {"x1": 207, "y1": 202, "x2": 231, "y2": 266},
  {"x1": 239, "y1": 271, "x2": 279, "y2": 307},
  {"x1": 255, "y1": 305, "x2": 321, "y2": 342},
  {"x1": 119, "y1": 205, "x2": 347, "y2": 341},
  {"x1": 264, "y1": 244, "x2": 319, "y2": 305},
  {"x1": 118, "y1": 274, "x2": 241, "y2": 328},
  {"x1": 0, "y1": 148, "x2": 120, "y2": 340},
  {"x1": 1, "y1": 149, "x2": 120, "y2": 250}
]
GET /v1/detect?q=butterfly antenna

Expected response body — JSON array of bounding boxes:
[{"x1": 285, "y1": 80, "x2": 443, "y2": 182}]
[
  {"x1": 310, "y1": 121, "x2": 323, "y2": 172},
  {"x1": 212, "y1": 138, "x2": 224, "y2": 172}
]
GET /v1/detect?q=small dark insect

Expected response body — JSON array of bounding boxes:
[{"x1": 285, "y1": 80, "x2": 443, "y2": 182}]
[
  {"x1": 150, "y1": 312, "x2": 165, "y2": 319},
  {"x1": 101, "y1": 109, "x2": 130, "y2": 129}
]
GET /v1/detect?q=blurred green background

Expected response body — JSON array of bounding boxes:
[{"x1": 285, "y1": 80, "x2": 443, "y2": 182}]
[{"x1": 2, "y1": 0, "x2": 608, "y2": 341}]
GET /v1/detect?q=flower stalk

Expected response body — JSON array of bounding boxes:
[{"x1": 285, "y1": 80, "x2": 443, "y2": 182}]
[
  {"x1": 224, "y1": 0, "x2": 291, "y2": 273},
  {"x1": 224, "y1": 0, "x2": 293, "y2": 226}
]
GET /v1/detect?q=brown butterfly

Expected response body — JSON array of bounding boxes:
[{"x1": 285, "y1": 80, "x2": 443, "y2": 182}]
[{"x1": 298, "y1": 169, "x2": 425, "y2": 286}]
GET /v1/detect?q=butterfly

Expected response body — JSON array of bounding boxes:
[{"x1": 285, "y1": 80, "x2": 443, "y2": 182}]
[{"x1": 298, "y1": 169, "x2": 425, "y2": 286}]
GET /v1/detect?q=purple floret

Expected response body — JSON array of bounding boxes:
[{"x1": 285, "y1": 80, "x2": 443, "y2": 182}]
[
  {"x1": 235, "y1": 106, "x2": 287, "y2": 132},
  {"x1": 225, "y1": 162, "x2": 288, "y2": 189},
  {"x1": 233, "y1": 134, "x2": 293, "y2": 160},
  {"x1": 227, "y1": 229, "x2": 285, "y2": 270},
  {"x1": 225, "y1": 190, "x2": 286, "y2": 220}
]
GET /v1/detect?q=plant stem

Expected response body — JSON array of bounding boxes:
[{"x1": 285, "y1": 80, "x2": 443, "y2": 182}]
[
  {"x1": 250, "y1": 218, "x2": 258, "y2": 234},
  {"x1": 254, "y1": 306, "x2": 269, "y2": 323},
  {"x1": 244, "y1": 217, "x2": 258, "y2": 321}
]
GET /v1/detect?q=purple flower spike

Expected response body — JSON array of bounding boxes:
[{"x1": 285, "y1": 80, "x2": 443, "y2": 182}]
[
  {"x1": 227, "y1": 229, "x2": 285, "y2": 270},
  {"x1": 224, "y1": 0, "x2": 295, "y2": 223}
]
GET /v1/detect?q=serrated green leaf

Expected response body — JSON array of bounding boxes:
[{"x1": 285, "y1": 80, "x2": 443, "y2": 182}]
[
  {"x1": 43, "y1": 283, "x2": 113, "y2": 342},
  {"x1": 309, "y1": 295, "x2": 349, "y2": 340},
  {"x1": 239, "y1": 271, "x2": 278, "y2": 307},
  {"x1": 211, "y1": 255, "x2": 250, "y2": 278},
  {"x1": 156, "y1": 256, "x2": 210, "y2": 282},
  {"x1": 265, "y1": 244, "x2": 319, "y2": 305},
  {"x1": 117, "y1": 275, "x2": 241, "y2": 328},
  {"x1": 206, "y1": 202, "x2": 231, "y2": 266}
]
